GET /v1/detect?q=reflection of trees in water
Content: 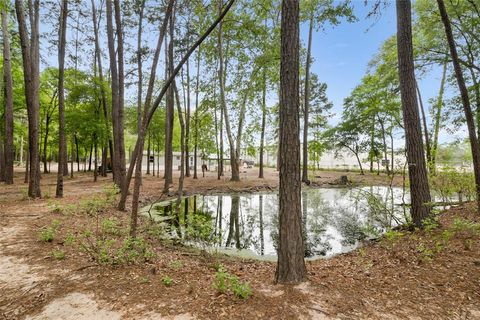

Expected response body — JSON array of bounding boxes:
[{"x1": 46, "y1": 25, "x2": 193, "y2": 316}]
[
  {"x1": 150, "y1": 187, "x2": 406, "y2": 257},
  {"x1": 225, "y1": 195, "x2": 240, "y2": 248},
  {"x1": 302, "y1": 190, "x2": 332, "y2": 257},
  {"x1": 334, "y1": 207, "x2": 368, "y2": 246}
]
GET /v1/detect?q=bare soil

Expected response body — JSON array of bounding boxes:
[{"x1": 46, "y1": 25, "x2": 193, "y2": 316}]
[{"x1": 1, "y1": 168, "x2": 479, "y2": 319}]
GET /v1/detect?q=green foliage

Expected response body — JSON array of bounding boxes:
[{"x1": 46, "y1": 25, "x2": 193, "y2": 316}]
[
  {"x1": 451, "y1": 218, "x2": 480, "y2": 235},
  {"x1": 51, "y1": 249, "x2": 66, "y2": 260},
  {"x1": 39, "y1": 220, "x2": 61, "y2": 242},
  {"x1": 140, "y1": 277, "x2": 150, "y2": 284},
  {"x1": 384, "y1": 230, "x2": 404, "y2": 243},
  {"x1": 429, "y1": 166, "x2": 475, "y2": 203},
  {"x1": 115, "y1": 237, "x2": 156, "y2": 265},
  {"x1": 169, "y1": 260, "x2": 183, "y2": 270},
  {"x1": 416, "y1": 243, "x2": 434, "y2": 262},
  {"x1": 101, "y1": 218, "x2": 120, "y2": 236},
  {"x1": 79, "y1": 197, "x2": 108, "y2": 216},
  {"x1": 422, "y1": 216, "x2": 440, "y2": 233},
  {"x1": 229, "y1": 275, "x2": 252, "y2": 299},
  {"x1": 64, "y1": 232, "x2": 75, "y2": 246},
  {"x1": 212, "y1": 265, "x2": 252, "y2": 299},
  {"x1": 185, "y1": 212, "x2": 215, "y2": 245},
  {"x1": 162, "y1": 276, "x2": 173, "y2": 287},
  {"x1": 103, "y1": 184, "x2": 120, "y2": 204}
]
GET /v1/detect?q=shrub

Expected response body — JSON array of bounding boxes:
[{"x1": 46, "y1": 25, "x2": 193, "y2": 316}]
[
  {"x1": 101, "y1": 218, "x2": 120, "y2": 235},
  {"x1": 52, "y1": 249, "x2": 66, "y2": 260},
  {"x1": 162, "y1": 276, "x2": 173, "y2": 287},
  {"x1": 39, "y1": 220, "x2": 61, "y2": 242},
  {"x1": 212, "y1": 265, "x2": 252, "y2": 299}
]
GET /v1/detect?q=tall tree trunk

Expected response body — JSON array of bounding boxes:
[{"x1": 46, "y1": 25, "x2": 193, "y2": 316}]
[
  {"x1": 164, "y1": 12, "x2": 175, "y2": 191},
  {"x1": 217, "y1": 0, "x2": 228, "y2": 180},
  {"x1": 88, "y1": 144, "x2": 93, "y2": 171},
  {"x1": 369, "y1": 118, "x2": 375, "y2": 173},
  {"x1": 396, "y1": 0, "x2": 431, "y2": 228},
  {"x1": 415, "y1": 79, "x2": 432, "y2": 170},
  {"x1": 2, "y1": 8, "x2": 14, "y2": 184},
  {"x1": 431, "y1": 60, "x2": 447, "y2": 174},
  {"x1": 173, "y1": 82, "x2": 186, "y2": 224},
  {"x1": 0, "y1": 129, "x2": 4, "y2": 182},
  {"x1": 70, "y1": 135, "x2": 74, "y2": 178},
  {"x1": 259, "y1": 69, "x2": 267, "y2": 179},
  {"x1": 106, "y1": 0, "x2": 125, "y2": 188},
  {"x1": 276, "y1": 0, "x2": 306, "y2": 284},
  {"x1": 437, "y1": 0, "x2": 480, "y2": 213},
  {"x1": 137, "y1": 0, "x2": 146, "y2": 135},
  {"x1": 146, "y1": 131, "x2": 151, "y2": 174},
  {"x1": 75, "y1": 134, "x2": 80, "y2": 172},
  {"x1": 24, "y1": 147, "x2": 29, "y2": 183},
  {"x1": 185, "y1": 49, "x2": 191, "y2": 178},
  {"x1": 193, "y1": 45, "x2": 201, "y2": 180},
  {"x1": 114, "y1": 0, "x2": 126, "y2": 185},
  {"x1": 94, "y1": 138, "x2": 98, "y2": 182},
  {"x1": 15, "y1": 0, "x2": 41, "y2": 198},
  {"x1": 302, "y1": 12, "x2": 313, "y2": 183},
  {"x1": 43, "y1": 115, "x2": 50, "y2": 173}
]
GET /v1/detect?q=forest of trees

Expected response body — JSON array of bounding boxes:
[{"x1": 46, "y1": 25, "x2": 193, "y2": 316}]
[{"x1": 1, "y1": 0, "x2": 480, "y2": 284}]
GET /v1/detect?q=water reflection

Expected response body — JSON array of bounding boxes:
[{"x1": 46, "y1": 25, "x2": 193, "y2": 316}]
[{"x1": 143, "y1": 186, "x2": 408, "y2": 260}]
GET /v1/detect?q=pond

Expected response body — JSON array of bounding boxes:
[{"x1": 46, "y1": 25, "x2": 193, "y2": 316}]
[{"x1": 141, "y1": 186, "x2": 410, "y2": 260}]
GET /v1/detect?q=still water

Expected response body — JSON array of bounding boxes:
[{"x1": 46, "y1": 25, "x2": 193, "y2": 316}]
[{"x1": 142, "y1": 186, "x2": 409, "y2": 260}]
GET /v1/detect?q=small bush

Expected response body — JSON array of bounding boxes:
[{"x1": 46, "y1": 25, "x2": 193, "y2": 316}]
[
  {"x1": 169, "y1": 260, "x2": 183, "y2": 270},
  {"x1": 451, "y1": 218, "x2": 480, "y2": 235},
  {"x1": 212, "y1": 265, "x2": 252, "y2": 299},
  {"x1": 103, "y1": 184, "x2": 120, "y2": 204},
  {"x1": 52, "y1": 249, "x2": 66, "y2": 260},
  {"x1": 162, "y1": 276, "x2": 173, "y2": 286},
  {"x1": 39, "y1": 220, "x2": 61, "y2": 242},
  {"x1": 64, "y1": 232, "x2": 75, "y2": 246},
  {"x1": 423, "y1": 216, "x2": 440, "y2": 232},
  {"x1": 140, "y1": 277, "x2": 150, "y2": 284},
  {"x1": 101, "y1": 218, "x2": 120, "y2": 235},
  {"x1": 384, "y1": 230, "x2": 404, "y2": 243}
]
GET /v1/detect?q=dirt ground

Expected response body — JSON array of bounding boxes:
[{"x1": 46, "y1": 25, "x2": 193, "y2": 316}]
[{"x1": 1, "y1": 167, "x2": 479, "y2": 320}]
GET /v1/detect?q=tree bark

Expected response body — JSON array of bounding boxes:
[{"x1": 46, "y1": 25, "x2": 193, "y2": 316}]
[
  {"x1": 15, "y1": 0, "x2": 41, "y2": 198},
  {"x1": 415, "y1": 79, "x2": 431, "y2": 170},
  {"x1": 185, "y1": 45, "x2": 191, "y2": 178},
  {"x1": 136, "y1": 0, "x2": 146, "y2": 135},
  {"x1": 431, "y1": 60, "x2": 447, "y2": 174},
  {"x1": 302, "y1": 12, "x2": 313, "y2": 183},
  {"x1": 259, "y1": 69, "x2": 267, "y2": 179},
  {"x1": 276, "y1": 0, "x2": 306, "y2": 284},
  {"x1": 396, "y1": 0, "x2": 431, "y2": 228},
  {"x1": 106, "y1": 0, "x2": 125, "y2": 188},
  {"x1": 164, "y1": 12, "x2": 175, "y2": 191},
  {"x1": 193, "y1": 45, "x2": 201, "y2": 180},
  {"x1": 2, "y1": 8, "x2": 14, "y2": 184},
  {"x1": 437, "y1": 0, "x2": 480, "y2": 213}
]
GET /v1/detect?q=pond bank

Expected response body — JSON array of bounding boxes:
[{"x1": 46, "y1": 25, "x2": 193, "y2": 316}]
[{"x1": 1, "y1": 169, "x2": 478, "y2": 319}]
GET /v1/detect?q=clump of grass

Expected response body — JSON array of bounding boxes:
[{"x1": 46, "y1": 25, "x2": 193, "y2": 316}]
[
  {"x1": 51, "y1": 249, "x2": 66, "y2": 260},
  {"x1": 169, "y1": 260, "x2": 183, "y2": 270}
]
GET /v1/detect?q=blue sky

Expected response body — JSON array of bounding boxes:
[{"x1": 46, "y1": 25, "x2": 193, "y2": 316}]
[{"x1": 303, "y1": 0, "x2": 464, "y2": 144}]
